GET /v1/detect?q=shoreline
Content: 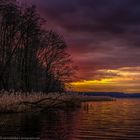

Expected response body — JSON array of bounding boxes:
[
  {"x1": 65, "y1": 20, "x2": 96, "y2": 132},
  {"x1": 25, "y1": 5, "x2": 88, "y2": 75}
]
[{"x1": 0, "y1": 91, "x2": 115, "y2": 113}]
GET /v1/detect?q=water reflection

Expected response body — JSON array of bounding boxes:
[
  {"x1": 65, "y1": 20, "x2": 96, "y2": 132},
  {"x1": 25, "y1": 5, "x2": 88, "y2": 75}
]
[
  {"x1": 77, "y1": 100, "x2": 140, "y2": 140},
  {"x1": 0, "y1": 110, "x2": 81, "y2": 140},
  {"x1": 0, "y1": 99, "x2": 140, "y2": 140},
  {"x1": 0, "y1": 113, "x2": 42, "y2": 137},
  {"x1": 40, "y1": 110, "x2": 81, "y2": 140}
]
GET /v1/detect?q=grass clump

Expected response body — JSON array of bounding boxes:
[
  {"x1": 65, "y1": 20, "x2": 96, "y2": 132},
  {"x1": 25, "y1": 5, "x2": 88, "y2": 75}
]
[
  {"x1": 0, "y1": 91, "x2": 115, "y2": 113},
  {"x1": 0, "y1": 91, "x2": 80, "y2": 113}
]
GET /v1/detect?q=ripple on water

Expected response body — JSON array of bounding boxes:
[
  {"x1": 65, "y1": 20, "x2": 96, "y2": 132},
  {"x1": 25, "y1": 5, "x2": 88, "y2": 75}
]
[{"x1": 0, "y1": 99, "x2": 140, "y2": 140}]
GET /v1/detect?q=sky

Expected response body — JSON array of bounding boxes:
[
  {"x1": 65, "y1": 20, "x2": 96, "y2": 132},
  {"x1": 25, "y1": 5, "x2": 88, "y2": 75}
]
[{"x1": 21, "y1": 0, "x2": 140, "y2": 93}]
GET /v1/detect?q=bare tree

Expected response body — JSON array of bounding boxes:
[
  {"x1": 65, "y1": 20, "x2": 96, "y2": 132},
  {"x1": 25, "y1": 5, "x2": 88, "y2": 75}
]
[
  {"x1": 38, "y1": 31, "x2": 75, "y2": 93},
  {"x1": 0, "y1": 1, "x2": 75, "y2": 93}
]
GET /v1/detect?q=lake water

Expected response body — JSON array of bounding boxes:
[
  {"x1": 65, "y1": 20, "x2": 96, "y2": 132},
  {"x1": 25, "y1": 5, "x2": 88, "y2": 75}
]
[{"x1": 0, "y1": 99, "x2": 140, "y2": 140}]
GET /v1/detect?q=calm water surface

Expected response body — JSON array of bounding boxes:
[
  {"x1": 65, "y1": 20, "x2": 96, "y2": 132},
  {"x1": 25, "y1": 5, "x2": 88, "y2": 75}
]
[{"x1": 0, "y1": 99, "x2": 140, "y2": 140}]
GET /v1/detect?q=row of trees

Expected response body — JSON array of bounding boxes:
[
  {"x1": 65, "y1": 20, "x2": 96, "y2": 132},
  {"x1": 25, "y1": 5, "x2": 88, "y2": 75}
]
[{"x1": 0, "y1": 0, "x2": 74, "y2": 93}]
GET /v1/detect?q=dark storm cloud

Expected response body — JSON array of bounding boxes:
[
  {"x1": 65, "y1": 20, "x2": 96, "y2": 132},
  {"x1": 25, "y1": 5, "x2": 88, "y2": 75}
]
[
  {"x1": 22, "y1": 0, "x2": 140, "y2": 80},
  {"x1": 35, "y1": 0, "x2": 140, "y2": 33}
]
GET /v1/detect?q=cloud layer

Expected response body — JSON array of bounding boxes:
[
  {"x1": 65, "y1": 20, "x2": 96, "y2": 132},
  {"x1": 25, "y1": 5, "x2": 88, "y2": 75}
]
[{"x1": 21, "y1": 0, "x2": 140, "y2": 92}]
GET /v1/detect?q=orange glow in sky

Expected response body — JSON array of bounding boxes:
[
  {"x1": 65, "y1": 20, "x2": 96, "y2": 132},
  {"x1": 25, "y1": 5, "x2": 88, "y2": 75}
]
[
  {"x1": 21, "y1": 0, "x2": 140, "y2": 94},
  {"x1": 70, "y1": 67, "x2": 140, "y2": 93}
]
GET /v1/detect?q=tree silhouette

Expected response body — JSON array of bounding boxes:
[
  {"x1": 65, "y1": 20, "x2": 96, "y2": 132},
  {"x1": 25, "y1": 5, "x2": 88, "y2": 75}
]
[{"x1": 0, "y1": 0, "x2": 75, "y2": 93}]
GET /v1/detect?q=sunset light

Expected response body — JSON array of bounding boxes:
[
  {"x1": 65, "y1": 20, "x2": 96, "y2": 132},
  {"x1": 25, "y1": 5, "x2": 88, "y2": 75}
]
[
  {"x1": 0, "y1": 0, "x2": 140, "y2": 139},
  {"x1": 71, "y1": 67, "x2": 140, "y2": 93}
]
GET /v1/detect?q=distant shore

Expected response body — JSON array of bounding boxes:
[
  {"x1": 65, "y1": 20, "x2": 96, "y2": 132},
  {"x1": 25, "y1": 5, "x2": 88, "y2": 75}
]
[{"x1": 0, "y1": 91, "x2": 114, "y2": 113}]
